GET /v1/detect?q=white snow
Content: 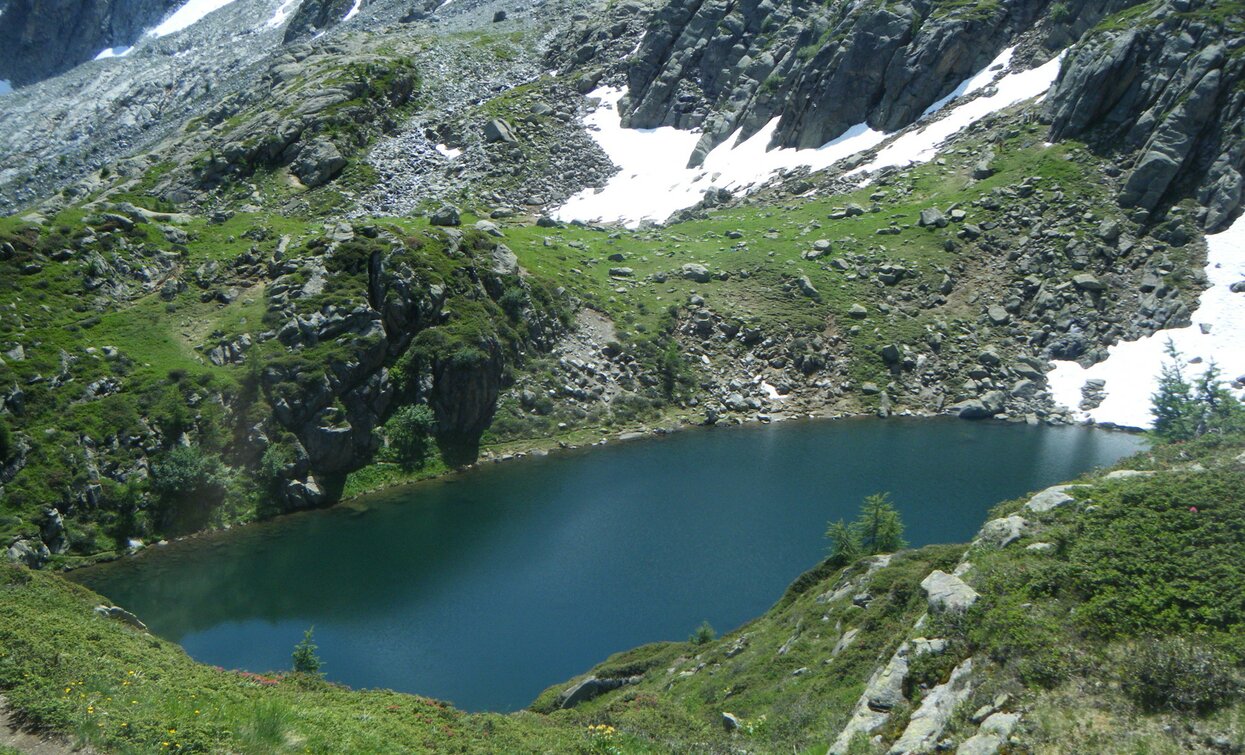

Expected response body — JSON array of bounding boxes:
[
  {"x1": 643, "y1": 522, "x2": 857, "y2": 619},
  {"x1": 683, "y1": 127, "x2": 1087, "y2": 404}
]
[
  {"x1": 264, "y1": 0, "x2": 299, "y2": 28},
  {"x1": 342, "y1": 0, "x2": 363, "y2": 21},
  {"x1": 552, "y1": 87, "x2": 887, "y2": 228},
  {"x1": 1048, "y1": 215, "x2": 1245, "y2": 429},
  {"x1": 0, "y1": 80, "x2": 11, "y2": 95},
  {"x1": 435, "y1": 143, "x2": 462, "y2": 159},
  {"x1": 849, "y1": 52, "x2": 1064, "y2": 178},
  {"x1": 148, "y1": 0, "x2": 243, "y2": 37},
  {"x1": 94, "y1": 46, "x2": 133, "y2": 60},
  {"x1": 760, "y1": 380, "x2": 785, "y2": 400},
  {"x1": 554, "y1": 49, "x2": 1066, "y2": 228}
]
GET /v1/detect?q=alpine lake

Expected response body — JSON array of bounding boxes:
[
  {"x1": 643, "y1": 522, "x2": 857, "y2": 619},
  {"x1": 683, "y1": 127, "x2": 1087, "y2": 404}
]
[{"x1": 76, "y1": 418, "x2": 1144, "y2": 712}]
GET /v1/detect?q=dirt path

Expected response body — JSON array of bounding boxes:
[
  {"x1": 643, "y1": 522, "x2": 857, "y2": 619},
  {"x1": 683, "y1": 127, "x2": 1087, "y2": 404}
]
[{"x1": 0, "y1": 696, "x2": 98, "y2": 755}]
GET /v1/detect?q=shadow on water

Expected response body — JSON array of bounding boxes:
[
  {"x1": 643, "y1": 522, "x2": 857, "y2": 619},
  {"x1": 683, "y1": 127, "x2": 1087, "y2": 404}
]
[{"x1": 76, "y1": 417, "x2": 1144, "y2": 712}]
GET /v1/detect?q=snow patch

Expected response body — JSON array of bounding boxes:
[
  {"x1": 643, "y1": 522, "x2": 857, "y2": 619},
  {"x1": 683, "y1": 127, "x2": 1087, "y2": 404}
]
[
  {"x1": 94, "y1": 46, "x2": 133, "y2": 60},
  {"x1": 849, "y1": 52, "x2": 1065, "y2": 178},
  {"x1": 343, "y1": 0, "x2": 362, "y2": 21},
  {"x1": 0, "y1": 80, "x2": 11, "y2": 95},
  {"x1": 149, "y1": 0, "x2": 243, "y2": 37},
  {"x1": 1048, "y1": 215, "x2": 1245, "y2": 429},
  {"x1": 435, "y1": 143, "x2": 462, "y2": 159},
  {"x1": 920, "y1": 47, "x2": 1014, "y2": 118},
  {"x1": 264, "y1": 0, "x2": 299, "y2": 28},
  {"x1": 554, "y1": 49, "x2": 1065, "y2": 228},
  {"x1": 553, "y1": 87, "x2": 887, "y2": 228}
]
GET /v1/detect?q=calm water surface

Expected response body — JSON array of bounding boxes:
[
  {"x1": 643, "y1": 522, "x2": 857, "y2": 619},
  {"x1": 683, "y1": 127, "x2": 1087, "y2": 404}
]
[{"x1": 77, "y1": 418, "x2": 1143, "y2": 711}]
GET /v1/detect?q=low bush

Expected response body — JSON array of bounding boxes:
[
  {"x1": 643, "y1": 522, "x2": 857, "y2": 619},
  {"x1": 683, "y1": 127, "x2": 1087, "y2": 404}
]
[{"x1": 1121, "y1": 636, "x2": 1240, "y2": 714}]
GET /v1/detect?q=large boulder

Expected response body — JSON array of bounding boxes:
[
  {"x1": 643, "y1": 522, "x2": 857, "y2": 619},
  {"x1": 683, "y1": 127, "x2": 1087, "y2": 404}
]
[
  {"x1": 920, "y1": 570, "x2": 978, "y2": 613},
  {"x1": 291, "y1": 139, "x2": 347, "y2": 188},
  {"x1": 483, "y1": 118, "x2": 518, "y2": 143},
  {"x1": 1024, "y1": 483, "x2": 1087, "y2": 512},
  {"x1": 6, "y1": 538, "x2": 49, "y2": 568},
  {"x1": 557, "y1": 675, "x2": 636, "y2": 708},
  {"x1": 681, "y1": 263, "x2": 711, "y2": 282},
  {"x1": 430, "y1": 205, "x2": 462, "y2": 227}
]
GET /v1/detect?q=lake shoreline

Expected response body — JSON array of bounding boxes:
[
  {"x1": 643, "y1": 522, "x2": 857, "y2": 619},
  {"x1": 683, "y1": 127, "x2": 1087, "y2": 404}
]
[
  {"x1": 63, "y1": 406, "x2": 1143, "y2": 575},
  {"x1": 73, "y1": 418, "x2": 1146, "y2": 712}
]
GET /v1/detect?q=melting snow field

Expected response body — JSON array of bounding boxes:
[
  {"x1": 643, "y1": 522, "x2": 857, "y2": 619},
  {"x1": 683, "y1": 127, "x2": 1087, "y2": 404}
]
[
  {"x1": 1048, "y1": 216, "x2": 1245, "y2": 429},
  {"x1": 94, "y1": 46, "x2": 133, "y2": 60},
  {"x1": 847, "y1": 52, "x2": 1064, "y2": 177},
  {"x1": 148, "y1": 0, "x2": 243, "y2": 37},
  {"x1": 264, "y1": 0, "x2": 300, "y2": 28},
  {"x1": 343, "y1": 0, "x2": 363, "y2": 22},
  {"x1": 553, "y1": 47, "x2": 1064, "y2": 228}
]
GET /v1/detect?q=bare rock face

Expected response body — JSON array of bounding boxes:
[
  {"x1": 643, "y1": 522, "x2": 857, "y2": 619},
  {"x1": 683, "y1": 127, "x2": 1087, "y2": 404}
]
[
  {"x1": 610, "y1": 0, "x2": 1128, "y2": 167},
  {"x1": 0, "y1": 0, "x2": 180, "y2": 86},
  {"x1": 1046, "y1": 2, "x2": 1245, "y2": 230},
  {"x1": 283, "y1": 0, "x2": 359, "y2": 43}
]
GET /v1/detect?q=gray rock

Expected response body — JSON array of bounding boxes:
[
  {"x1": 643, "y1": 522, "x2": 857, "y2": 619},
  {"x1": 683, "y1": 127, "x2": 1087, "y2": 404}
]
[
  {"x1": 430, "y1": 205, "x2": 461, "y2": 227},
  {"x1": 978, "y1": 515, "x2": 1027, "y2": 547},
  {"x1": 484, "y1": 118, "x2": 518, "y2": 143},
  {"x1": 491, "y1": 243, "x2": 519, "y2": 276},
  {"x1": 1072, "y1": 273, "x2": 1106, "y2": 291},
  {"x1": 681, "y1": 263, "x2": 711, "y2": 282},
  {"x1": 920, "y1": 570, "x2": 978, "y2": 613},
  {"x1": 796, "y1": 276, "x2": 820, "y2": 299},
  {"x1": 887, "y1": 659, "x2": 974, "y2": 755},
  {"x1": 6, "y1": 538, "x2": 49, "y2": 568},
  {"x1": 1024, "y1": 484, "x2": 1086, "y2": 512},
  {"x1": 474, "y1": 220, "x2": 504, "y2": 237},
  {"x1": 919, "y1": 207, "x2": 948, "y2": 228},
  {"x1": 291, "y1": 139, "x2": 346, "y2": 188},
  {"x1": 1103, "y1": 469, "x2": 1155, "y2": 480},
  {"x1": 558, "y1": 675, "x2": 636, "y2": 709},
  {"x1": 93, "y1": 604, "x2": 147, "y2": 631},
  {"x1": 957, "y1": 712, "x2": 1022, "y2": 755},
  {"x1": 722, "y1": 712, "x2": 741, "y2": 731}
]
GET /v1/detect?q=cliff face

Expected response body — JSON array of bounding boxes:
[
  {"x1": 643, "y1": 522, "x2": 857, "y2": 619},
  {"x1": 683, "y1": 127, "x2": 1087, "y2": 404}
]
[
  {"x1": 0, "y1": 0, "x2": 179, "y2": 86},
  {"x1": 612, "y1": 0, "x2": 1140, "y2": 166},
  {"x1": 1045, "y1": 0, "x2": 1245, "y2": 231}
]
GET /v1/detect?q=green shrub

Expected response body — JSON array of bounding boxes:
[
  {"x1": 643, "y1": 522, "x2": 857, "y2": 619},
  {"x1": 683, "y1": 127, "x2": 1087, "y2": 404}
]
[
  {"x1": 292, "y1": 627, "x2": 324, "y2": 676},
  {"x1": 0, "y1": 419, "x2": 11, "y2": 461},
  {"x1": 385, "y1": 404, "x2": 437, "y2": 468},
  {"x1": 1151, "y1": 343, "x2": 1245, "y2": 442},
  {"x1": 1121, "y1": 636, "x2": 1240, "y2": 714},
  {"x1": 498, "y1": 286, "x2": 528, "y2": 321},
  {"x1": 689, "y1": 621, "x2": 716, "y2": 645},
  {"x1": 150, "y1": 446, "x2": 228, "y2": 531},
  {"x1": 827, "y1": 493, "x2": 907, "y2": 561}
]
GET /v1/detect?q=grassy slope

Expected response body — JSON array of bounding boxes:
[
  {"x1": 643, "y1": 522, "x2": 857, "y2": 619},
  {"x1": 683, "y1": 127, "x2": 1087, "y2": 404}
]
[{"x1": 1, "y1": 433, "x2": 1242, "y2": 753}]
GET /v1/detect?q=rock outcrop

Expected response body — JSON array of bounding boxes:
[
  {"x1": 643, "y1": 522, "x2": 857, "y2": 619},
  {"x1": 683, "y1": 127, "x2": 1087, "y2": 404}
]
[
  {"x1": 1046, "y1": 0, "x2": 1245, "y2": 230},
  {"x1": 0, "y1": 0, "x2": 179, "y2": 86},
  {"x1": 602, "y1": 0, "x2": 1131, "y2": 167}
]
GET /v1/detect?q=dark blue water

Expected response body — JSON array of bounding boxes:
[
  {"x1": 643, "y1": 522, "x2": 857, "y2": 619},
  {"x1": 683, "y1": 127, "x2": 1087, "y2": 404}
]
[{"x1": 76, "y1": 418, "x2": 1143, "y2": 711}]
